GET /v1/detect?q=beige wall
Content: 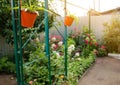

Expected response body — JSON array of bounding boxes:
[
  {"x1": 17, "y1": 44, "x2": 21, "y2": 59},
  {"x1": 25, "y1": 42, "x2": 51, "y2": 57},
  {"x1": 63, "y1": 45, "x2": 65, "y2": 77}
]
[
  {"x1": 90, "y1": 15, "x2": 112, "y2": 40},
  {"x1": 52, "y1": 15, "x2": 112, "y2": 40},
  {"x1": 71, "y1": 15, "x2": 112, "y2": 40}
]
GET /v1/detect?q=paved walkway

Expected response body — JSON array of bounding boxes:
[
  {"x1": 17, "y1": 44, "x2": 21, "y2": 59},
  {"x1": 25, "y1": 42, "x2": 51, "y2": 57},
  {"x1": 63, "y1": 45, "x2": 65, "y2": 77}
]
[{"x1": 78, "y1": 57, "x2": 120, "y2": 85}]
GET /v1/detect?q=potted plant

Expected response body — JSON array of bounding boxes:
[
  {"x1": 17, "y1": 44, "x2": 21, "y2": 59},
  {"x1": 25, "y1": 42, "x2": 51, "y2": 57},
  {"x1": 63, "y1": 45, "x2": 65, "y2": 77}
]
[
  {"x1": 64, "y1": 14, "x2": 78, "y2": 26},
  {"x1": 20, "y1": 0, "x2": 42, "y2": 28},
  {"x1": 64, "y1": 15, "x2": 74, "y2": 26}
]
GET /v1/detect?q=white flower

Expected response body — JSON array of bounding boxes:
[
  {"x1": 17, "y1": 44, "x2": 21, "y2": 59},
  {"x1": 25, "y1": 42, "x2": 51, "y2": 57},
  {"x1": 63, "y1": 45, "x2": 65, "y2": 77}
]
[
  {"x1": 34, "y1": 79, "x2": 37, "y2": 82},
  {"x1": 51, "y1": 44, "x2": 56, "y2": 49},
  {"x1": 68, "y1": 44, "x2": 75, "y2": 54},
  {"x1": 77, "y1": 58, "x2": 81, "y2": 61},
  {"x1": 68, "y1": 45, "x2": 75, "y2": 54},
  {"x1": 71, "y1": 58, "x2": 74, "y2": 60},
  {"x1": 69, "y1": 45, "x2": 75, "y2": 51},
  {"x1": 68, "y1": 48, "x2": 72, "y2": 54},
  {"x1": 56, "y1": 52, "x2": 60, "y2": 58},
  {"x1": 53, "y1": 51, "x2": 57, "y2": 53},
  {"x1": 51, "y1": 37, "x2": 56, "y2": 42},
  {"x1": 75, "y1": 52, "x2": 80, "y2": 57},
  {"x1": 58, "y1": 41, "x2": 63, "y2": 46}
]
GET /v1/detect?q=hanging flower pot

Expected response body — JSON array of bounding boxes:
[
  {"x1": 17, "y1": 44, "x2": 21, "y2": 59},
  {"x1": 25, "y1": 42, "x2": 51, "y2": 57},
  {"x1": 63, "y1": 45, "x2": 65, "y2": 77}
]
[
  {"x1": 64, "y1": 16, "x2": 74, "y2": 26},
  {"x1": 21, "y1": 10, "x2": 37, "y2": 28}
]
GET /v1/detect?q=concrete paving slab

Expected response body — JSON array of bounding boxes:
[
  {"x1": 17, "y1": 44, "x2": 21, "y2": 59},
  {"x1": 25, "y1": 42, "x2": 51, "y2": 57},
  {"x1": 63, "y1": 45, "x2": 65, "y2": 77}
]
[{"x1": 78, "y1": 57, "x2": 120, "y2": 85}]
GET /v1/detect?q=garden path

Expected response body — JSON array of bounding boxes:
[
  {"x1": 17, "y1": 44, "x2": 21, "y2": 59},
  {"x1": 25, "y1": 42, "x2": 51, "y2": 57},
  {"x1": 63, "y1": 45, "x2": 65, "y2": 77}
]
[
  {"x1": 0, "y1": 74, "x2": 16, "y2": 85},
  {"x1": 78, "y1": 57, "x2": 120, "y2": 85}
]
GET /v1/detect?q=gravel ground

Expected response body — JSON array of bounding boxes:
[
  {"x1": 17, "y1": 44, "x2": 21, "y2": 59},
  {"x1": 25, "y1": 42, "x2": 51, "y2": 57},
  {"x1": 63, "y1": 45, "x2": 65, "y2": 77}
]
[{"x1": 78, "y1": 57, "x2": 120, "y2": 85}]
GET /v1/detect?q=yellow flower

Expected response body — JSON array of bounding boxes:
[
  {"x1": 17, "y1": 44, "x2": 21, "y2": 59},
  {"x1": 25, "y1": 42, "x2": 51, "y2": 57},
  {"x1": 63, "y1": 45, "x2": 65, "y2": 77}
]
[{"x1": 59, "y1": 75, "x2": 64, "y2": 79}]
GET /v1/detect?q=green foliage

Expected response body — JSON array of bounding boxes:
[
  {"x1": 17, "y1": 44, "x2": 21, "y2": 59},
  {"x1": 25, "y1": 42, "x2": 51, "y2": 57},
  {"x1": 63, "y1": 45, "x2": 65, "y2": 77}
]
[
  {"x1": 0, "y1": 0, "x2": 55, "y2": 45},
  {"x1": 68, "y1": 52, "x2": 95, "y2": 85},
  {"x1": 23, "y1": 36, "x2": 96, "y2": 85},
  {"x1": 0, "y1": 0, "x2": 12, "y2": 37},
  {"x1": 80, "y1": 26, "x2": 98, "y2": 57},
  {"x1": 24, "y1": 43, "x2": 49, "y2": 85},
  {"x1": 67, "y1": 38, "x2": 76, "y2": 47},
  {"x1": 97, "y1": 47, "x2": 107, "y2": 57},
  {"x1": 69, "y1": 28, "x2": 80, "y2": 46},
  {"x1": 0, "y1": 56, "x2": 15, "y2": 73},
  {"x1": 69, "y1": 26, "x2": 107, "y2": 57},
  {"x1": 103, "y1": 15, "x2": 120, "y2": 53},
  {"x1": 21, "y1": 0, "x2": 41, "y2": 12}
]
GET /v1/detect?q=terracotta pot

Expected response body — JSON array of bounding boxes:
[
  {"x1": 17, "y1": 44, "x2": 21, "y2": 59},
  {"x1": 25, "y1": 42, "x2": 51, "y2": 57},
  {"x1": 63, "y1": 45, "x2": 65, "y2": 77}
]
[
  {"x1": 64, "y1": 16, "x2": 74, "y2": 26},
  {"x1": 21, "y1": 10, "x2": 37, "y2": 28}
]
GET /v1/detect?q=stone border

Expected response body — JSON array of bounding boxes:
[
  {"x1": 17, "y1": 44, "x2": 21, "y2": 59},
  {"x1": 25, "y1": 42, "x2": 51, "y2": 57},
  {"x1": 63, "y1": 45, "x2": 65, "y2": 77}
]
[
  {"x1": 78, "y1": 60, "x2": 96, "y2": 84},
  {"x1": 108, "y1": 53, "x2": 120, "y2": 59}
]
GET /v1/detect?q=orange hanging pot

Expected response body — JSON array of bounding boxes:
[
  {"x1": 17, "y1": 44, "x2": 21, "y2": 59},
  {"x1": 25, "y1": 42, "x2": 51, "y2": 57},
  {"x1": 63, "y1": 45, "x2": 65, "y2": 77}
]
[
  {"x1": 64, "y1": 16, "x2": 74, "y2": 26},
  {"x1": 21, "y1": 10, "x2": 37, "y2": 28}
]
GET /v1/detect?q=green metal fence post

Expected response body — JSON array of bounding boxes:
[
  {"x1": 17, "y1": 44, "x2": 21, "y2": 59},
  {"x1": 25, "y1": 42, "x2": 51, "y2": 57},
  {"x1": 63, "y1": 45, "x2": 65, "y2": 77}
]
[
  {"x1": 11, "y1": 0, "x2": 21, "y2": 85},
  {"x1": 44, "y1": 0, "x2": 52, "y2": 85},
  {"x1": 18, "y1": 0, "x2": 24, "y2": 84},
  {"x1": 64, "y1": 0, "x2": 68, "y2": 78}
]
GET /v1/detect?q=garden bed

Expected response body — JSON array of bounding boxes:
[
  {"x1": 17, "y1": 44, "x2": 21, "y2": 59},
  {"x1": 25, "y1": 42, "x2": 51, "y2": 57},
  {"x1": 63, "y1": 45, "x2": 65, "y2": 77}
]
[{"x1": 78, "y1": 59, "x2": 96, "y2": 84}]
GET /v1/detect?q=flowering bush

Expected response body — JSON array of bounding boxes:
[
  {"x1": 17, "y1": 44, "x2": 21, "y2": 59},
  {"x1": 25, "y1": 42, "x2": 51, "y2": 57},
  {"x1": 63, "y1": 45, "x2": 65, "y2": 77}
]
[
  {"x1": 96, "y1": 45, "x2": 107, "y2": 57},
  {"x1": 50, "y1": 35, "x2": 63, "y2": 51},
  {"x1": 23, "y1": 27, "x2": 106, "y2": 85},
  {"x1": 69, "y1": 26, "x2": 107, "y2": 57}
]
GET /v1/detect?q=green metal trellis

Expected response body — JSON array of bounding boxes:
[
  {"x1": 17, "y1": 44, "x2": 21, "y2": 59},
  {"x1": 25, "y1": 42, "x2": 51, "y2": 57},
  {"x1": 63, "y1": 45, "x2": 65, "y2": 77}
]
[
  {"x1": 11, "y1": 0, "x2": 24, "y2": 84},
  {"x1": 11, "y1": 0, "x2": 68, "y2": 85}
]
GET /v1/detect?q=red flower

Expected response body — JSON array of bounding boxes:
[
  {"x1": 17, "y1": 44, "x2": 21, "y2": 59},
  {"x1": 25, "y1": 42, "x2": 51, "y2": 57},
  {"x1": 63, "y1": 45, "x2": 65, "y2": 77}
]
[
  {"x1": 101, "y1": 45, "x2": 105, "y2": 49},
  {"x1": 50, "y1": 35, "x2": 62, "y2": 41},
  {"x1": 52, "y1": 44, "x2": 58, "y2": 50},
  {"x1": 85, "y1": 39, "x2": 89, "y2": 44},
  {"x1": 90, "y1": 42, "x2": 92, "y2": 46},
  {"x1": 94, "y1": 42, "x2": 98, "y2": 46}
]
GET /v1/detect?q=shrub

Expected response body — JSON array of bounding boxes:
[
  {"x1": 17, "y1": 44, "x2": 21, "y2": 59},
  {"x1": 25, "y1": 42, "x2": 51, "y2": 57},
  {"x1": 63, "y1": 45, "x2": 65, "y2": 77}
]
[
  {"x1": 24, "y1": 43, "x2": 49, "y2": 85},
  {"x1": 103, "y1": 15, "x2": 120, "y2": 53},
  {"x1": 0, "y1": 56, "x2": 15, "y2": 73}
]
